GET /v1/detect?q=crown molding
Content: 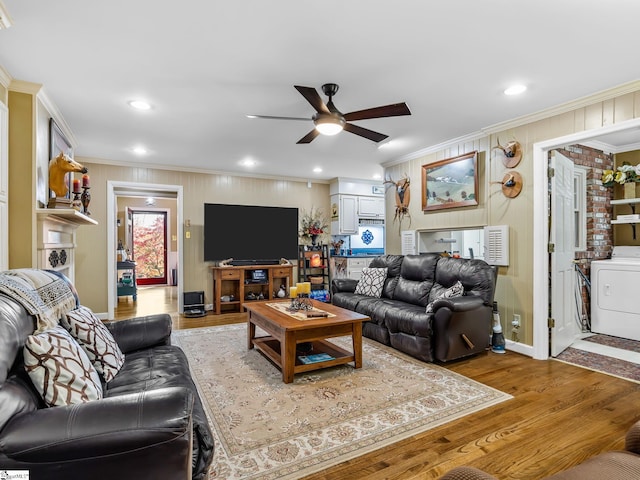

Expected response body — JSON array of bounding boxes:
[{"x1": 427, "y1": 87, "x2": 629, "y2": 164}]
[
  {"x1": 384, "y1": 79, "x2": 640, "y2": 168},
  {"x1": 77, "y1": 155, "x2": 332, "y2": 184},
  {"x1": 37, "y1": 88, "x2": 78, "y2": 148},
  {"x1": 482, "y1": 79, "x2": 640, "y2": 135},
  {"x1": 8, "y1": 79, "x2": 42, "y2": 95},
  {"x1": 9, "y1": 79, "x2": 78, "y2": 148},
  {"x1": 0, "y1": 65, "x2": 10, "y2": 88},
  {"x1": 582, "y1": 139, "x2": 640, "y2": 155},
  {"x1": 382, "y1": 131, "x2": 486, "y2": 168},
  {"x1": 0, "y1": 1, "x2": 13, "y2": 29}
]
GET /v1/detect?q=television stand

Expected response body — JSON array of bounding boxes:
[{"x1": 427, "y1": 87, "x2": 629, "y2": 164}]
[{"x1": 210, "y1": 264, "x2": 293, "y2": 314}]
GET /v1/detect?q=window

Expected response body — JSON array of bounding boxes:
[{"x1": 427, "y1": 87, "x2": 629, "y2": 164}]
[{"x1": 573, "y1": 166, "x2": 588, "y2": 251}]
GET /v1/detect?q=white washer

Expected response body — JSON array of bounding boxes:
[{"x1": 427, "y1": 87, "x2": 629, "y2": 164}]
[{"x1": 591, "y1": 246, "x2": 640, "y2": 341}]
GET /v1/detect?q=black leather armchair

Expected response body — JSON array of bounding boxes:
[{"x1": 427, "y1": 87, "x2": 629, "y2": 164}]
[{"x1": 0, "y1": 287, "x2": 213, "y2": 479}]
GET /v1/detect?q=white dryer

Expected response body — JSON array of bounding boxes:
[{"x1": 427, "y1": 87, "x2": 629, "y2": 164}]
[{"x1": 591, "y1": 246, "x2": 640, "y2": 341}]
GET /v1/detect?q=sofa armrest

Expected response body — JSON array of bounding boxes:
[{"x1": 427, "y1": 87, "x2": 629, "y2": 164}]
[
  {"x1": 626, "y1": 419, "x2": 640, "y2": 454},
  {"x1": 104, "y1": 313, "x2": 172, "y2": 353},
  {"x1": 432, "y1": 295, "x2": 484, "y2": 313},
  {"x1": 1, "y1": 386, "x2": 193, "y2": 463},
  {"x1": 331, "y1": 278, "x2": 358, "y2": 294},
  {"x1": 432, "y1": 298, "x2": 492, "y2": 362},
  {"x1": 439, "y1": 466, "x2": 498, "y2": 480}
]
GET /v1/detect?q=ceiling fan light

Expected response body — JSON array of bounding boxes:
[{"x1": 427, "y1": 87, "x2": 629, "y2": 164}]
[{"x1": 314, "y1": 114, "x2": 345, "y2": 136}]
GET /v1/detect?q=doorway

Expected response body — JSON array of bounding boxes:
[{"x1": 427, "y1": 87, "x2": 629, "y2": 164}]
[
  {"x1": 533, "y1": 117, "x2": 640, "y2": 360},
  {"x1": 107, "y1": 181, "x2": 184, "y2": 320},
  {"x1": 131, "y1": 210, "x2": 168, "y2": 285}
]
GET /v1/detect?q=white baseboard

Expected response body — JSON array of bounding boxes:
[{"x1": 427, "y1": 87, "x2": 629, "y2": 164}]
[{"x1": 505, "y1": 339, "x2": 535, "y2": 358}]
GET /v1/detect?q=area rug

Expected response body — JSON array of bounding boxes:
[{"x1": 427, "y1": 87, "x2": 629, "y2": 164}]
[
  {"x1": 172, "y1": 324, "x2": 512, "y2": 480},
  {"x1": 555, "y1": 334, "x2": 640, "y2": 383}
]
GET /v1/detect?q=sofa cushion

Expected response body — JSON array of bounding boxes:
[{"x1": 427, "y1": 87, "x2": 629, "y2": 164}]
[
  {"x1": 23, "y1": 326, "x2": 103, "y2": 406},
  {"x1": 393, "y1": 254, "x2": 439, "y2": 306},
  {"x1": 332, "y1": 292, "x2": 369, "y2": 311},
  {"x1": 103, "y1": 343, "x2": 215, "y2": 476},
  {"x1": 369, "y1": 254, "x2": 404, "y2": 298},
  {"x1": 354, "y1": 267, "x2": 388, "y2": 298},
  {"x1": 434, "y1": 257, "x2": 496, "y2": 305},
  {"x1": 61, "y1": 305, "x2": 125, "y2": 383},
  {"x1": 426, "y1": 280, "x2": 464, "y2": 313}
]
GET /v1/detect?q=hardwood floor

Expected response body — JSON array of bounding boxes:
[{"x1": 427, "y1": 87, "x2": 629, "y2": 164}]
[{"x1": 116, "y1": 286, "x2": 640, "y2": 479}]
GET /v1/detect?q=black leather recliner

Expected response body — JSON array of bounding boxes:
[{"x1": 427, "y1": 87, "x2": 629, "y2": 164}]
[
  {"x1": 0, "y1": 285, "x2": 214, "y2": 479},
  {"x1": 332, "y1": 253, "x2": 497, "y2": 363}
]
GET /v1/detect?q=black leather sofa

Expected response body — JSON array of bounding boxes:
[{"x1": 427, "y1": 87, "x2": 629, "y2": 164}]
[
  {"x1": 0, "y1": 285, "x2": 214, "y2": 479},
  {"x1": 331, "y1": 253, "x2": 497, "y2": 363}
]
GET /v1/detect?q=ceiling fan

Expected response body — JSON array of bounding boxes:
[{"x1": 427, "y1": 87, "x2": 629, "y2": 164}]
[{"x1": 248, "y1": 83, "x2": 411, "y2": 144}]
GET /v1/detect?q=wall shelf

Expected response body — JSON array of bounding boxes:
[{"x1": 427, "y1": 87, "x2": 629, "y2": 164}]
[
  {"x1": 36, "y1": 208, "x2": 98, "y2": 226},
  {"x1": 611, "y1": 197, "x2": 639, "y2": 239}
]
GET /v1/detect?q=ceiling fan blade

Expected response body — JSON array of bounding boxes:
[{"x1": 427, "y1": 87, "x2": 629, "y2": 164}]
[
  {"x1": 296, "y1": 129, "x2": 320, "y2": 144},
  {"x1": 344, "y1": 102, "x2": 411, "y2": 121},
  {"x1": 248, "y1": 115, "x2": 309, "y2": 121},
  {"x1": 294, "y1": 86, "x2": 330, "y2": 114},
  {"x1": 344, "y1": 123, "x2": 388, "y2": 143}
]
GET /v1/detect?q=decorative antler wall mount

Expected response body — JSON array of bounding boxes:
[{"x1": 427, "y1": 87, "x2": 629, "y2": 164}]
[
  {"x1": 384, "y1": 173, "x2": 411, "y2": 232},
  {"x1": 491, "y1": 171, "x2": 523, "y2": 198},
  {"x1": 492, "y1": 137, "x2": 523, "y2": 168}
]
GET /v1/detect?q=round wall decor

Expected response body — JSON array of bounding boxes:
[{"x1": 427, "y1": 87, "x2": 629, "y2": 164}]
[{"x1": 501, "y1": 171, "x2": 523, "y2": 198}]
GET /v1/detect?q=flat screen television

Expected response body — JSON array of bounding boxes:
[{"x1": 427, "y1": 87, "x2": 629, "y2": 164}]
[{"x1": 204, "y1": 203, "x2": 299, "y2": 263}]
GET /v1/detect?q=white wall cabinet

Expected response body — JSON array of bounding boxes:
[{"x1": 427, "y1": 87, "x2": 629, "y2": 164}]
[
  {"x1": 331, "y1": 194, "x2": 386, "y2": 235},
  {"x1": 331, "y1": 194, "x2": 358, "y2": 234},
  {"x1": 357, "y1": 196, "x2": 385, "y2": 217}
]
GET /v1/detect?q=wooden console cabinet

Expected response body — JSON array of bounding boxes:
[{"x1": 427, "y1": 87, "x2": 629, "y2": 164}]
[{"x1": 210, "y1": 264, "x2": 293, "y2": 314}]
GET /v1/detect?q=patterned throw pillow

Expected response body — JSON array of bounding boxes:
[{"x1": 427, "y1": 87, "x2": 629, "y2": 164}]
[
  {"x1": 24, "y1": 326, "x2": 103, "y2": 407},
  {"x1": 426, "y1": 281, "x2": 464, "y2": 313},
  {"x1": 60, "y1": 305, "x2": 125, "y2": 383},
  {"x1": 354, "y1": 267, "x2": 388, "y2": 298}
]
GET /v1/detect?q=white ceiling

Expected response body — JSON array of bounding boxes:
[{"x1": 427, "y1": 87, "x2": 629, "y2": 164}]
[{"x1": 1, "y1": 1, "x2": 639, "y2": 182}]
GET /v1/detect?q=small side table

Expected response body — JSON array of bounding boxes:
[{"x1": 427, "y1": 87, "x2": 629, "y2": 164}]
[{"x1": 117, "y1": 260, "x2": 137, "y2": 301}]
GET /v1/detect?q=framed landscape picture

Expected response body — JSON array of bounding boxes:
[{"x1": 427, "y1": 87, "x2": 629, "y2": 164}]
[{"x1": 421, "y1": 151, "x2": 478, "y2": 211}]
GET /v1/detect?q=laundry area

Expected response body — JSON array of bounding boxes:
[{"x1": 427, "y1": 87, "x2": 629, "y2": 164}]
[
  {"x1": 555, "y1": 246, "x2": 640, "y2": 383},
  {"x1": 590, "y1": 246, "x2": 640, "y2": 342}
]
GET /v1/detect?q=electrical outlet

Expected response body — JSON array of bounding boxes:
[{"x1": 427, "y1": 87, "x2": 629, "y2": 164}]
[{"x1": 512, "y1": 314, "x2": 521, "y2": 328}]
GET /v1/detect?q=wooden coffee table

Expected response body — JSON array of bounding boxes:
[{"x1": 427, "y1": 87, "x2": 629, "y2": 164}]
[{"x1": 245, "y1": 299, "x2": 369, "y2": 383}]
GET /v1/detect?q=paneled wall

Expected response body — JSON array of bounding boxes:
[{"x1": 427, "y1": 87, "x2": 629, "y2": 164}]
[
  {"x1": 384, "y1": 89, "x2": 640, "y2": 347},
  {"x1": 74, "y1": 161, "x2": 330, "y2": 314}
]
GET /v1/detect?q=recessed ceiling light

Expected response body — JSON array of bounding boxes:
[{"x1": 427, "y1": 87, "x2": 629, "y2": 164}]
[
  {"x1": 313, "y1": 167, "x2": 323, "y2": 173},
  {"x1": 504, "y1": 84, "x2": 527, "y2": 96},
  {"x1": 128, "y1": 100, "x2": 151, "y2": 110},
  {"x1": 132, "y1": 146, "x2": 147, "y2": 155},
  {"x1": 240, "y1": 158, "x2": 256, "y2": 167}
]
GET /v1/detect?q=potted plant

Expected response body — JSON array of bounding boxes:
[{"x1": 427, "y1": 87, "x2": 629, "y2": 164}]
[{"x1": 602, "y1": 162, "x2": 640, "y2": 199}]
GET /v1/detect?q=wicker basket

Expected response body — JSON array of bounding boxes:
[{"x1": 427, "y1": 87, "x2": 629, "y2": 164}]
[{"x1": 310, "y1": 276, "x2": 323, "y2": 285}]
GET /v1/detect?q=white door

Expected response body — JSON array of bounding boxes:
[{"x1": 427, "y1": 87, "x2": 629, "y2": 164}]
[{"x1": 550, "y1": 151, "x2": 580, "y2": 356}]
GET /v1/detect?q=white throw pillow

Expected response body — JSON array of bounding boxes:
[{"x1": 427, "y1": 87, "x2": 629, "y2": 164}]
[
  {"x1": 24, "y1": 326, "x2": 103, "y2": 407},
  {"x1": 61, "y1": 305, "x2": 125, "y2": 383},
  {"x1": 354, "y1": 267, "x2": 388, "y2": 298},
  {"x1": 426, "y1": 280, "x2": 464, "y2": 313}
]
